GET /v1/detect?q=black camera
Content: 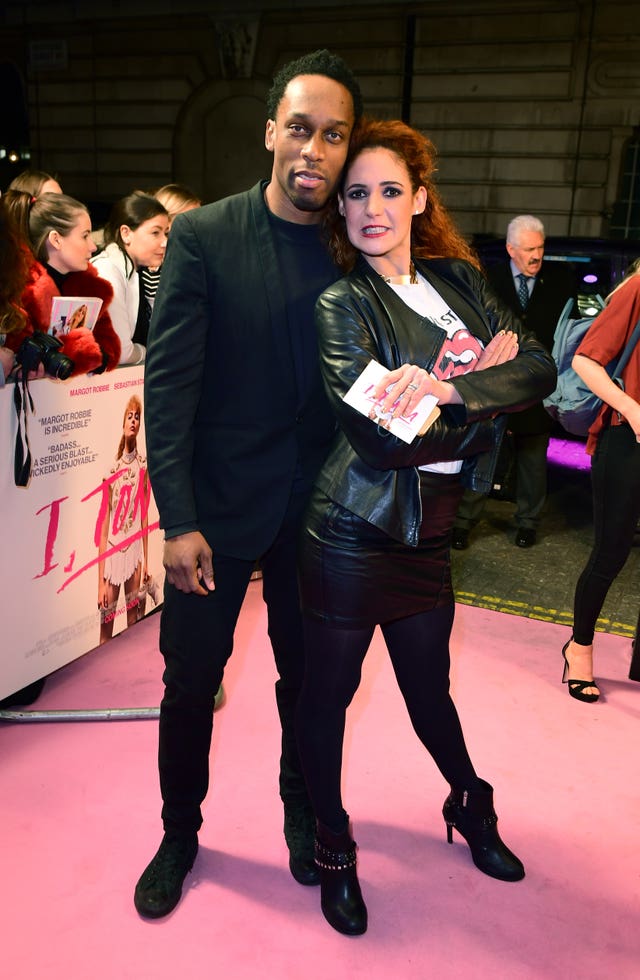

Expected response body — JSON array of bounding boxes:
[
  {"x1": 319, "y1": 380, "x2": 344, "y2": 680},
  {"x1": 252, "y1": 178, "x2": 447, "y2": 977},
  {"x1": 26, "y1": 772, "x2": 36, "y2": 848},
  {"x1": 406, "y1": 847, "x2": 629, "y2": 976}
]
[{"x1": 16, "y1": 331, "x2": 74, "y2": 380}]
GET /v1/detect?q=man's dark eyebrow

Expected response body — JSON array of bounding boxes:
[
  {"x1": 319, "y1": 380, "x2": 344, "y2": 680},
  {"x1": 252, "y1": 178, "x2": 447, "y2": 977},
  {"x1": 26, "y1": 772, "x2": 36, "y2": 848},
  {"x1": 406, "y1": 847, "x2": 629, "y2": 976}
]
[{"x1": 286, "y1": 112, "x2": 351, "y2": 130}]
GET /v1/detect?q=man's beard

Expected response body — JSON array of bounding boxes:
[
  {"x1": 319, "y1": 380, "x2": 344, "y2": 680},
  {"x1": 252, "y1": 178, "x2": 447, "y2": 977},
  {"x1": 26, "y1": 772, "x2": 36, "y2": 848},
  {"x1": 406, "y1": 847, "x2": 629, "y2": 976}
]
[{"x1": 285, "y1": 173, "x2": 330, "y2": 213}]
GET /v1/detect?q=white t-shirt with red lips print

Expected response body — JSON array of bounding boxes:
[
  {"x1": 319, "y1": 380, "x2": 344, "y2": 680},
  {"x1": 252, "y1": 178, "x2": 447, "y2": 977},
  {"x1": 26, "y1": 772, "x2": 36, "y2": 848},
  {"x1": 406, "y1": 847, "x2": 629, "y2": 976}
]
[{"x1": 384, "y1": 273, "x2": 484, "y2": 474}]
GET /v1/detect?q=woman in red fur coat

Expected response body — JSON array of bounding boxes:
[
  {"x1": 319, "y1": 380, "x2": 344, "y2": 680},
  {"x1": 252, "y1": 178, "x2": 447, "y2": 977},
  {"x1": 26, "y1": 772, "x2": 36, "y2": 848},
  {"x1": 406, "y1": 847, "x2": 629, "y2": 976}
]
[{"x1": 2, "y1": 191, "x2": 120, "y2": 375}]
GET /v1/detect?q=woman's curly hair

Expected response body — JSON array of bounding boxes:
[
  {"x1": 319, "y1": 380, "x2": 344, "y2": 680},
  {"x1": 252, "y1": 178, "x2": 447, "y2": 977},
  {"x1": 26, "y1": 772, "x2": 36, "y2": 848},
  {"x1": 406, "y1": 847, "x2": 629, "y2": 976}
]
[
  {"x1": 0, "y1": 202, "x2": 28, "y2": 336},
  {"x1": 324, "y1": 116, "x2": 480, "y2": 273}
]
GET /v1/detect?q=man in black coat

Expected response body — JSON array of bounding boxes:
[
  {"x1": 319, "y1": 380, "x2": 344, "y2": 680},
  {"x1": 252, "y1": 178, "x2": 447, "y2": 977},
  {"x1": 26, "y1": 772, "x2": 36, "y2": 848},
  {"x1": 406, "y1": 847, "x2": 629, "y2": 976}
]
[
  {"x1": 452, "y1": 214, "x2": 577, "y2": 548},
  {"x1": 135, "y1": 49, "x2": 362, "y2": 919}
]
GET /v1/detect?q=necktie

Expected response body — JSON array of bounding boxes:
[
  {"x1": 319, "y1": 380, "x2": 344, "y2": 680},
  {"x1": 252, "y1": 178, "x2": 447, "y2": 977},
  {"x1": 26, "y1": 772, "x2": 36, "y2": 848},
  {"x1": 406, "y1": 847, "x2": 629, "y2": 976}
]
[{"x1": 517, "y1": 273, "x2": 530, "y2": 310}]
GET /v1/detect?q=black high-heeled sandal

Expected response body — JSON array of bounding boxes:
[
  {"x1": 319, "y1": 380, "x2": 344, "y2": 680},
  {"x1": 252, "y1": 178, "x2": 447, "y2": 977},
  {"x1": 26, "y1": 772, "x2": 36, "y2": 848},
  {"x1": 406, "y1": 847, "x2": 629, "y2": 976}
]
[{"x1": 562, "y1": 639, "x2": 600, "y2": 703}]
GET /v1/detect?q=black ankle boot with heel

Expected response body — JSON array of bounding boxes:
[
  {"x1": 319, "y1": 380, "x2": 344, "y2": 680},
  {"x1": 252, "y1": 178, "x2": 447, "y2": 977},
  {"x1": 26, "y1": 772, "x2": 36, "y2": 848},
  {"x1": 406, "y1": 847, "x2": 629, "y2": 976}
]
[
  {"x1": 443, "y1": 778, "x2": 525, "y2": 882},
  {"x1": 315, "y1": 819, "x2": 367, "y2": 935}
]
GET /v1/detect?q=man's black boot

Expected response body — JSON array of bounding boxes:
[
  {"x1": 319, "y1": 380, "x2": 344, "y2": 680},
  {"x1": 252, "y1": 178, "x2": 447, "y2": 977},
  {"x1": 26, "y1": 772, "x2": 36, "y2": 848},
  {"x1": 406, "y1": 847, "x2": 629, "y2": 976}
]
[
  {"x1": 451, "y1": 527, "x2": 470, "y2": 550},
  {"x1": 134, "y1": 831, "x2": 199, "y2": 918},
  {"x1": 284, "y1": 803, "x2": 320, "y2": 886}
]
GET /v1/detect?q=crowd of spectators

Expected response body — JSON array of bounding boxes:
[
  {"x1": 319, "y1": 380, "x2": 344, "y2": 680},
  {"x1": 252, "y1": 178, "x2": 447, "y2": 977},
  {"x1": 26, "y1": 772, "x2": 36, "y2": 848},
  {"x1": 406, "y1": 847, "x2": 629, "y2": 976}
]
[
  {"x1": 0, "y1": 168, "x2": 202, "y2": 709},
  {"x1": 2, "y1": 164, "x2": 637, "y2": 722},
  {"x1": 0, "y1": 169, "x2": 202, "y2": 381}
]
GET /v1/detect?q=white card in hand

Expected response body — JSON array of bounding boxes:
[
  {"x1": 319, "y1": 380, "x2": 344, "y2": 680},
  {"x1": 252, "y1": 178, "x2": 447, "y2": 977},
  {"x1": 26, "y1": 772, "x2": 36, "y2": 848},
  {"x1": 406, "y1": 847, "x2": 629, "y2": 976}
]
[{"x1": 343, "y1": 359, "x2": 439, "y2": 444}]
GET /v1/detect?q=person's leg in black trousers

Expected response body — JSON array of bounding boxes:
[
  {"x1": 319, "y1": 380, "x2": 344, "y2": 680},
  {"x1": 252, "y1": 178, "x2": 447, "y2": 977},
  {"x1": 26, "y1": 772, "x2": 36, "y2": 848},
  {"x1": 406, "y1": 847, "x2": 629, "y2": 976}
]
[
  {"x1": 261, "y1": 484, "x2": 316, "y2": 807},
  {"x1": 297, "y1": 605, "x2": 481, "y2": 825},
  {"x1": 513, "y1": 430, "x2": 550, "y2": 538},
  {"x1": 568, "y1": 424, "x2": 640, "y2": 696},
  {"x1": 574, "y1": 424, "x2": 640, "y2": 642},
  {"x1": 629, "y1": 604, "x2": 640, "y2": 681},
  {"x1": 296, "y1": 618, "x2": 373, "y2": 829},
  {"x1": 135, "y1": 554, "x2": 254, "y2": 918},
  {"x1": 297, "y1": 601, "x2": 524, "y2": 933},
  {"x1": 158, "y1": 557, "x2": 254, "y2": 834},
  {"x1": 261, "y1": 483, "x2": 325, "y2": 884},
  {"x1": 451, "y1": 486, "x2": 488, "y2": 548},
  {"x1": 296, "y1": 617, "x2": 373, "y2": 935},
  {"x1": 381, "y1": 603, "x2": 479, "y2": 788},
  {"x1": 383, "y1": 603, "x2": 523, "y2": 882}
]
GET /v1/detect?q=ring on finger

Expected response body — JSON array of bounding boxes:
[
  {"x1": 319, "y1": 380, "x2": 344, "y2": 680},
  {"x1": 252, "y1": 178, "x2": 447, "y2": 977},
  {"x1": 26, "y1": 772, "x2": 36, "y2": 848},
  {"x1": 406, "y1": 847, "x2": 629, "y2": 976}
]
[{"x1": 407, "y1": 383, "x2": 419, "y2": 391}]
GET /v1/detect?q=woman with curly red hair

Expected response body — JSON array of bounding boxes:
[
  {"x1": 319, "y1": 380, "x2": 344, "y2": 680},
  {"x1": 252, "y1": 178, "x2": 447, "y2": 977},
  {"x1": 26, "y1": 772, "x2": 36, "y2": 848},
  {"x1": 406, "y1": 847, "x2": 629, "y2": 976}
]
[
  {"x1": 323, "y1": 118, "x2": 479, "y2": 273},
  {"x1": 295, "y1": 118, "x2": 557, "y2": 935},
  {"x1": 0, "y1": 204, "x2": 29, "y2": 385},
  {"x1": 2, "y1": 191, "x2": 120, "y2": 375}
]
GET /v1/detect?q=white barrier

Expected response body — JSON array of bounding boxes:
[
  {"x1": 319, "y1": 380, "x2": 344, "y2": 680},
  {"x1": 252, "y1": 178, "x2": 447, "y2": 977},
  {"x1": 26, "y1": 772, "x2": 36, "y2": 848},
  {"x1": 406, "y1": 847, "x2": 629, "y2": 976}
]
[{"x1": 0, "y1": 365, "x2": 165, "y2": 701}]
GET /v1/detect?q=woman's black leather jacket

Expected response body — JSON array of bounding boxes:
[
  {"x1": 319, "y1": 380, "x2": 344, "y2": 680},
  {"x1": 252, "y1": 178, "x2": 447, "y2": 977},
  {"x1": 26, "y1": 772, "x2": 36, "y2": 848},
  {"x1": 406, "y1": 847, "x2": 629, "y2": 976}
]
[{"x1": 314, "y1": 254, "x2": 557, "y2": 546}]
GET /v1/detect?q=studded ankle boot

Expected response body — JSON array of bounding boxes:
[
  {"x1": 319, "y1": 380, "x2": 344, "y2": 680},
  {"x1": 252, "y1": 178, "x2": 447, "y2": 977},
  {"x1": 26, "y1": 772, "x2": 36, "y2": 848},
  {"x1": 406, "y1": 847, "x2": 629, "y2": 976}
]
[
  {"x1": 315, "y1": 819, "x2": 367, "y2": 935},
  {"x1": 443, "y1": 778, "x2": 525, "y2": 882}
]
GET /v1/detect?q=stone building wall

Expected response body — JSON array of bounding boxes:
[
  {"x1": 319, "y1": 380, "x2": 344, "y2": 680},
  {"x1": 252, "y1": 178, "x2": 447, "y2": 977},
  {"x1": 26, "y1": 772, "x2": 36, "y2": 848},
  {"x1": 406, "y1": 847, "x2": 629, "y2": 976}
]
[{"x1": 2, "y1": 0, "x2": 639, "y2": 238}]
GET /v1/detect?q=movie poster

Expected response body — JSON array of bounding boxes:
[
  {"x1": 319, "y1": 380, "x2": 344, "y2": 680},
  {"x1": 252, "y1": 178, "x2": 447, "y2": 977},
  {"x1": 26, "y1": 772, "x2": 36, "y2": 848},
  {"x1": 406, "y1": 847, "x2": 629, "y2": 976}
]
[{"x1": 0, "y1": 366, "x2": 165, "y2": 701}]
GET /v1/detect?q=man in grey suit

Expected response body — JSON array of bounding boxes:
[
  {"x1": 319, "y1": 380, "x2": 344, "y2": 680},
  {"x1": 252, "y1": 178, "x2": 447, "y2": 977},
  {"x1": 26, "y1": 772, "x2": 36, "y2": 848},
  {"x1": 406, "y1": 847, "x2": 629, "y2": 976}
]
[
  {"x1": 452, "y1": 214, "x2": 577, "y2": 548},
  {"x1": 135, "y1": 49, "x2": 362, "y2": 919}
]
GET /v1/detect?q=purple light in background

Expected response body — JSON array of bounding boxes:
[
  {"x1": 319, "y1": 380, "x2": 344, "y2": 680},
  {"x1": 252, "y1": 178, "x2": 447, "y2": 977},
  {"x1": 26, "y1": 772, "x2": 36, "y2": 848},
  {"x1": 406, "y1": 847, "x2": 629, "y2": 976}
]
[
  {"x1": 547, "y1": 437, "x2": 591, "y2": 471},
  {"x1": 583, "y1": 274, "x2": 598, "y2": 283}
]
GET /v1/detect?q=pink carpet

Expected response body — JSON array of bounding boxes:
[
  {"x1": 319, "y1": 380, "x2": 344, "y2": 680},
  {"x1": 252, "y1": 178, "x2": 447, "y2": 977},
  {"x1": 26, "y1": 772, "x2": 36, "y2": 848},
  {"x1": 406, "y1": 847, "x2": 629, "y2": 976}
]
[{"x1": 2, "y1": 583, "x2": 638, "y2": 979}]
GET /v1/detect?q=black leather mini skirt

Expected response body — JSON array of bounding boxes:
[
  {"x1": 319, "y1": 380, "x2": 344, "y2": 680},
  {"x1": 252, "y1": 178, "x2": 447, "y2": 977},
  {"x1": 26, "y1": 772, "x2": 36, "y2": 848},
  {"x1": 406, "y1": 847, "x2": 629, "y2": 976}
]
[{"x1": 298, "y1": 471, "x2": 463, "y2": 628}]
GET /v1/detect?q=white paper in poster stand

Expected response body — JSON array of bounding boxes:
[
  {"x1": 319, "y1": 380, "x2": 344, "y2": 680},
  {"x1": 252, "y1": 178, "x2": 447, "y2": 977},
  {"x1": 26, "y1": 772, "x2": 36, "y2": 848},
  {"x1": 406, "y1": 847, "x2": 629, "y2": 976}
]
[
  {"x1": 343, "y1": 359, "x2": 440, "y2": 443},
  {"x1": 0, "y1": 366, "x2": 165, "y2": 701}
]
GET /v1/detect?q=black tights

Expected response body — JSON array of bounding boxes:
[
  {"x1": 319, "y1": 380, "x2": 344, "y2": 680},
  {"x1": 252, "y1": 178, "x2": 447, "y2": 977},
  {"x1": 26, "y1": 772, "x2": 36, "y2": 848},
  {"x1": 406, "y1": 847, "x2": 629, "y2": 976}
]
[{"x1": 295, "y1": 603, "x2": 479, "y2": 830}]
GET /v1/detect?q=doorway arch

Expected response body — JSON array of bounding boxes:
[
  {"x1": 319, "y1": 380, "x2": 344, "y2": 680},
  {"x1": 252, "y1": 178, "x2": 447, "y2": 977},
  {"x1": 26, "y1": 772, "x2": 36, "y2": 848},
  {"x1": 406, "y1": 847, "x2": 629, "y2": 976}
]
[{"x1": 174, "y1": 79, "x2": 273, "y2": 204}]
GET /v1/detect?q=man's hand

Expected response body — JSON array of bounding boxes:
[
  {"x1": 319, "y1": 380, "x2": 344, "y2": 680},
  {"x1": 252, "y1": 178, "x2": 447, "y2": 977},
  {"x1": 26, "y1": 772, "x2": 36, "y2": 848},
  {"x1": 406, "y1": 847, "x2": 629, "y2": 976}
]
[{"x1": 163, "y1": 531, "x2": 214, "y2": 594}]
